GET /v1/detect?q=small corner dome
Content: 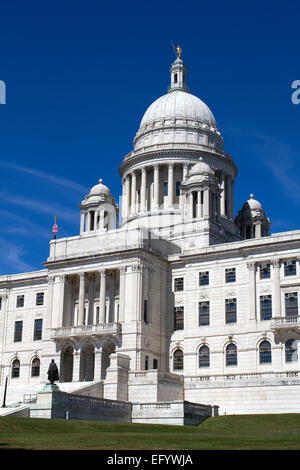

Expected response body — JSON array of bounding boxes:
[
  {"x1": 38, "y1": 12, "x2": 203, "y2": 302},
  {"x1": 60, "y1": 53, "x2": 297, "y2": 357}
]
[
  {"x1": 245, "y1": 194, "x2": 262, "y2": 211},
  {"x1": 189, "y1": 157, "x2": 214, "y2": 177},
  {"x1": 89, "y1": 179, "x2": 111, "y2": 196}
]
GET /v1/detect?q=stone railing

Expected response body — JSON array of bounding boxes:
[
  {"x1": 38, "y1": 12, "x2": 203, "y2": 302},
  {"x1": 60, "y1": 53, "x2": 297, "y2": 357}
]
[
  {"x1": 271, "y1": 316, "x2": 300, "y2": 331},
  {"x1": 186, "y1": 371, "x2": 300, "y2": 385},
  {"x1": 51, "y1": 322, "x2": 121, "y2": 340}
]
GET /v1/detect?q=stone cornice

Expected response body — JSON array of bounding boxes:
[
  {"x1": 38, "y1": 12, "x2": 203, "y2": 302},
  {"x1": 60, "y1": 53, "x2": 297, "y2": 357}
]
[{"x1": 119, "y1": 145, "x2": 237, "y2": 177}]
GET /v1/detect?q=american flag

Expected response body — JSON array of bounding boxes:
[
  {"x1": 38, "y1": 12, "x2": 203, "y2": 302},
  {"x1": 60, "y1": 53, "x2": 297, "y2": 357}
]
[{"x1": 52, "y1": 216, "x2": 58, "y2": 237}]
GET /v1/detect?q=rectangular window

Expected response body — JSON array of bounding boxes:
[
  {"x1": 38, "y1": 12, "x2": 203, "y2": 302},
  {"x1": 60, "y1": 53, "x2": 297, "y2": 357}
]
[
  {"x1": 16, "y1": 295, "x2": 24, "y2": 308},
  {"x1": 0, "y1": 297, "x2": 2, "y2": 310},
  {"x1": 174, "y1": 277, "x2": 184, "y2": 292},
  {"x1": 225, "y1": 268, "x2": 236, "y2": 283},
  {"x1": 199, "y1": 301, "x2": 210, "y2": 326},
  {"x1": 260, "y1": 295, "x2": 272, "y2": 321},
  {"x1": 143, "y1": 299, "x2": 149, "y2": 324},
  {"x1": 174, "y1": 306, "x2": 184, "y2": 330},
  {"x1": 145, "y1": 355, "x2": 149, "y2": 371},
  {"x1": 199, "y1": 271, "x2": 209, "y2": 286},
  {"x1": 260, "y1": 264, "x2": 271, "y2": 279},
  {"x1": 14, "y1": 321, "x2": 23, "y2": 342},
  {"x1": 284, "y1": 260, "x2": 296, "y2": 276},
  {"x1": 33, "y1": 319, "x2": 43, "y2": 341},
  {"x1": 153, "y1": 358, "x2": 158, "y2": 369},
  {"x1": 285, "y1": 292, "x2": 298, "y2": 319},
  {"x1": 176, "y1": 181, "x2": 181, "y2": 196},
  {"x1": 164, "y1": 181, "x2": 168, "y2": 196},
  {"x1": 36, "y1": 292, "x2": 44, "y2": 306},
  {"x1": 225, "y1": 298, "x2": 237, "y2": 323}
]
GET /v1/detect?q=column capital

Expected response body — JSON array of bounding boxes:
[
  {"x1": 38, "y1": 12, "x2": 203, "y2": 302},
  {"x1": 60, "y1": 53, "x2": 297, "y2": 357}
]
[
  {"x1": 119, "y1": 266, "x2": 127, "y2": 275},
  {"x1": 79, "y1": 272, "x2": 85, "y2": 280},
  {"x1": 246, "y1": 261, "x2": 256, "y2": 271},
  {"x1": 271, "y1": 258, "x2": 280, "y2": 269},
  {"x1": 99, "y1": 269, "x2": 106, "y2": 278}
]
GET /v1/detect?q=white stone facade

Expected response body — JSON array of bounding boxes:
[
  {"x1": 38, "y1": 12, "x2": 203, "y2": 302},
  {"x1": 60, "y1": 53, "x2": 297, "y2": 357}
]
[{"x1": 0, "y1": 53, "x2": 300, "y2": 416}]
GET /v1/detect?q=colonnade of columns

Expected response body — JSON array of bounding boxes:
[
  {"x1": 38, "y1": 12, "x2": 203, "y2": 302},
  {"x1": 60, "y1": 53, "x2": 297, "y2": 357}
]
[
  {"x1": 122, "y1": 162, "x2": 234, "y2": 220},
  {"x1": 80, "y1": 208, "x2": 117, "y2": 234},
  {"x1": 247, "y1": 259, "x2": 282, "y2": 321},
  {"x1": 185, "y1": 188, "x2": 220, "y2": 220},
  {"x1": 53, "y1": 269, "x2": 125, "y2": 328}
]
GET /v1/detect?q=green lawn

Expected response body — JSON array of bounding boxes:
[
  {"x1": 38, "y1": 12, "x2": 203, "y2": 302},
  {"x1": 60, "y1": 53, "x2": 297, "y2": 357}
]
[{"x1": 0, "y1": 414, "x2": 300, "y2": 450}]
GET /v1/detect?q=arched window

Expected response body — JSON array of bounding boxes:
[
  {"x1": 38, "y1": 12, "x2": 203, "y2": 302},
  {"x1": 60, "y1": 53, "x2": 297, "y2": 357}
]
[
  {"x1": 259, "y1": 340, "x2": 272, "y2": 364},
  {"x1": 226, "y1": 343, "x2": 237, "y2": 366},
  {"x1": 31, "y1": 357, "x2": 40, "y2": 377},
  {"x1": 11, "y1": 359, "x2": 20, "y2": 378},
  {"x1": 199, "y1": 345, "x2": 210, "y2": 368},
  {"x1": 173, "y1": 349, "x2": 184, "y2": 371},
  {"x1": 285, "y1": 339, "x2": 298, "y2": 363}
]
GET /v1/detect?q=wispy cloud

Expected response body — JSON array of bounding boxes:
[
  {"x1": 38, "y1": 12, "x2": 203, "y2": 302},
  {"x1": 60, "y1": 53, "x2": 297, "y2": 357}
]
[
  {"x1": 225, "y1": 127, "x2": 300, "y2": 204},
  {"x1": 0, "y1": 238, "x2": 34, "y2": 274},
  {"x1": 0, "y1": 160, "x2": 89, "y2": 195},
  {"x1": 0, "y1": 209, "x2": 50, "y2": 239},
  {"x1": 0, "y1": 191, "x2": 78, "y2": 223}
]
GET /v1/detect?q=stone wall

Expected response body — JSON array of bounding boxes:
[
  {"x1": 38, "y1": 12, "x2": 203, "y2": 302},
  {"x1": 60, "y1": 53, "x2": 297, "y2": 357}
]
[
  {"x1": 30, "y1": 385, "x2": 132, "y2": 422},
  {"x1": 132, "y1": 401, "x2": 216, "y2": 426}
]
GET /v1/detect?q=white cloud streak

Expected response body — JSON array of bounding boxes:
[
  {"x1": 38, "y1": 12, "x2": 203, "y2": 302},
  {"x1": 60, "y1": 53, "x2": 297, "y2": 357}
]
[{"x1": 0, "y1": 160, "x2": 89, "y2": 195}]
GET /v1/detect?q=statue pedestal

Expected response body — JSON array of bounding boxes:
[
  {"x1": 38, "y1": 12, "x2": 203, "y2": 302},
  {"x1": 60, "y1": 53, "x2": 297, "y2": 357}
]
[
  {"x1": 30, "y1": 383, "x2": 62, "y2": 419},
  {"x1": 41, "y1": 383, "x2": 60, "y2": 392}
]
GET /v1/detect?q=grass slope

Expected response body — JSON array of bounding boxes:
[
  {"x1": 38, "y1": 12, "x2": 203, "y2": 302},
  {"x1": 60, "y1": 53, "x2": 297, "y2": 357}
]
[{"x1": 0, "y1": 414, "x2": 300, "y2": 450}]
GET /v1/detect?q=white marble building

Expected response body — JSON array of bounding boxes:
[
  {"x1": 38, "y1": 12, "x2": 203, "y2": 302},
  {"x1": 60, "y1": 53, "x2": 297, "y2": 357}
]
[{"x1": 1, "y1": 51, "x2": 300, "y2": 416}]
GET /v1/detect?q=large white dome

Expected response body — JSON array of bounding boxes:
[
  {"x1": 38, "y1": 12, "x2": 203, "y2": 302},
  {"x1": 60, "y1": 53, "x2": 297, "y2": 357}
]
[{"x1": 139, "y1": 90, "x2": 217, "y2": 131}]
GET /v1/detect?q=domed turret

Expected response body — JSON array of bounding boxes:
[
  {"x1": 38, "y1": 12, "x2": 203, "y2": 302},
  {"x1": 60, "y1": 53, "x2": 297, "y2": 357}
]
[
  {"x1": 235, "y1": 194, "x2": 271, "y2": 239},
  {"x1": 79, "y1": 179, "x2": 118, "y2": 234},
  {"x1": 180, "y1": 157, "x2": 220, "y2": 220}
]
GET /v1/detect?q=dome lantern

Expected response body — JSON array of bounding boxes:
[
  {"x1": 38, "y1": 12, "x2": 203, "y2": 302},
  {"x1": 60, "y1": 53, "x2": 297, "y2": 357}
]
[{"x1": 168, "y1": 46, "x2": 189, "y2": 93}]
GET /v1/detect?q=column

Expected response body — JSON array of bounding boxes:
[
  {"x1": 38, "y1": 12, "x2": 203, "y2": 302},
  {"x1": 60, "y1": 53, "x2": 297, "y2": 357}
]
[
  {"x1": 123, "y1": 176, "x2": 130, "y2": 219},
  {"x1": 183, "y1": 162, "x2": 189, "y2": 180},
  {"x1": 93, "y1": 347, "x2": 102, "y2": 381},
  {"x1": 197, "y1": 191, "x2": 201, "y2": 218},
  {"x1": 220, "y1": 172, "x2": 226, "y2": 217},
  {"x1": 203, "y1": 188, "x2": 209, "y2": 218},
  {"x1": 131, "y1": 171, "x2": 136, "y2": 214},
  {"x1": 153, "y1": 164, "x2": 160, "y2": 210},
  {"x1": 86, "y1": 212, "x2": 91, "y2": 232},
  {"x1": 93, "y1": 212, "x2": 98, "y2": 231},
  {"x1": 99, "y1": 270, "x2": 106, "y2": 323},
  {"x1": 272, "y1": 259, "x2": 282, "y2": 318},
  {"x1": 78, "y1": 273, "x2": 85, "y2": 325},
  {"x1": 119, "y1": 267, "x2": 126, "y2": 322},
  {"x1": 247, "y1": 262, "x2": 256, "y2": 320},
  {"x1": 168, "y1": 163, "x2": 174, "y2": 208},
  {"x1": 88, "y1": 273, "x2": 95, "y2": 325},
  {"x1": 56, "y1": 275, "x2": 66, "y2": 327},
  {"x1": 80, "y1": 212, "x2": 85, "y2": 234},
  {"x1": 189, "y1": 192, "x2": 193, "y2": 219},
  {"x1": 141, "y1": 167, "x2": 147, "y2": 212}
]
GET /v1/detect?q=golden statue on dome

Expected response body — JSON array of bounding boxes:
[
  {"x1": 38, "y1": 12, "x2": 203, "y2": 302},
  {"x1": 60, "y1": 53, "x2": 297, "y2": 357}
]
[{"x1": 176, "y1": 44, "x2": 182, "y2": 59}]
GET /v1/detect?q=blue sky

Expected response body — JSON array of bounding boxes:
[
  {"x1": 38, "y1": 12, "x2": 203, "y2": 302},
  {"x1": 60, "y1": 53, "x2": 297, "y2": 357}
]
[{"x1": 0, "y1": 0, "x2": 299, "y2": 274}]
